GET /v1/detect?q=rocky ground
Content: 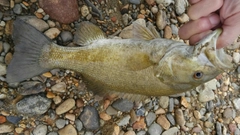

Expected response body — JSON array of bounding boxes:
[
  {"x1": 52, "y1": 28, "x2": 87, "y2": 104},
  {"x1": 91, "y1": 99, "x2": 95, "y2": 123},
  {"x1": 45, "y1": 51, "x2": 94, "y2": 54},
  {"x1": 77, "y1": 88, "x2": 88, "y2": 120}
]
[{"x1": 0, "y1": 0, "x2": 240, "y2": 135}]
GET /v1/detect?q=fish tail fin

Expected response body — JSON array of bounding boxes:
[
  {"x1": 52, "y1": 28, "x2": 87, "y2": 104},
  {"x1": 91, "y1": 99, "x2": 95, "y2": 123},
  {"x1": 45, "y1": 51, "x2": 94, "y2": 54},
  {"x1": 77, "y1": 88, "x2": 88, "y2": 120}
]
[{"x1": 6, "y1": 18, "x2": 51, "y2": 83}]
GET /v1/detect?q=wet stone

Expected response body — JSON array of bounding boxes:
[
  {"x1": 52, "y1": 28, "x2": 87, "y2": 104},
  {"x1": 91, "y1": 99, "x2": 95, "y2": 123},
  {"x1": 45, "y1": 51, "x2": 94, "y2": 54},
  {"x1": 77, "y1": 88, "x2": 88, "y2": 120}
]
[
  {"x1": 80, "y1": 5, "x2": 89, "y2": 17},
  {"x1": 44, "y1": 28, "x2": 61, "y2": 39},
  {"x1": 56, "y1": 119, "x2": 66, "y2": 129},
  {"x1": 216, "y1": 122, "x2": 222, "y2": 135},
  {"x1": 13, "y1": 4, "x2": 22, "y2": 14},
  {"x1": 106, "y1": 106, "x2": 118, "y2": 115},
  {"x1": 16, "y1": 95, "x2": 51, "y2": 115},
  {"x1": 148, "y1": 123, "x2": 163, "y2": 135},
  {"x1": 146, "y1": 112, "x2": 156, "y2": 126},
  {"x1": 3, "y1": 42, "x2": 10, "y2": 53},
  {"x1": 79, "y1": 106, "x2": 100, "y2": 130},
  {"x1": 0, "y1": 123, "x2": 14, "y2": 133},
  {"x1": 33, "y1": 124, "x2": 47, "y2": 135},
  {"x1": 168, "y1": 98, "x2": 174, "y2": 112},
  {"x1": 19, "y1": 81, "x2": 45, "y2": 96},
  {"x1": 6, "y1": 116, "x2": 22, "y2": 124},
  {"x1": 112, "y1": 99, "x2": 133, "y2": 112},
  {"x1": 58, "y1": 124, "x2": 77, "y2": 135}
]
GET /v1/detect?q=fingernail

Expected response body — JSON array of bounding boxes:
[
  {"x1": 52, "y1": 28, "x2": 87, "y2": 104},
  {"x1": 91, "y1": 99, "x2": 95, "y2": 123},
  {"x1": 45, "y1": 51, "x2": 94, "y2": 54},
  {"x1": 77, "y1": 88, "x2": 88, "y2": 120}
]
[{"x1": 209, "y1": 14, "x2": 220, "y2": 26}]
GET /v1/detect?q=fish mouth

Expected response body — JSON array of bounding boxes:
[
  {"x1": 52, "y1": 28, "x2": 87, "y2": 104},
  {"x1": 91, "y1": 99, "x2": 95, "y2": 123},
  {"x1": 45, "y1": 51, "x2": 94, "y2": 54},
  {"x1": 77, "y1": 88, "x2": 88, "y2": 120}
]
[{"x1": 194, "y1": 29, "x2": 233, "y2": 70}]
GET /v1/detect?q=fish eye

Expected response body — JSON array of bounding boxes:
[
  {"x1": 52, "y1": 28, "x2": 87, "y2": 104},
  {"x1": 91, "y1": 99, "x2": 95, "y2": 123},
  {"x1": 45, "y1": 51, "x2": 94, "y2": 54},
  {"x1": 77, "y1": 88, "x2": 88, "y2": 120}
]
[{"x1": 193, "y1": 71, "x2": 203, "y2": 80}]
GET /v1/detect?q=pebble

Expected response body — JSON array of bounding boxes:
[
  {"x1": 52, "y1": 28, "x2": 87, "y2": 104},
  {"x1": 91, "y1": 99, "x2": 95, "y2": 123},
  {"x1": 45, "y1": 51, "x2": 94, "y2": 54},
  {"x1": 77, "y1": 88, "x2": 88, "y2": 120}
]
[
  {"x1": 33, "y1": 124, "x2": 47, "y2": 135},
  {"x1": 60, "y1": 31, "x2": 73, "y2": 43},
  {"x1": 170, "y1": 24, "x2": 178, "y2": 35},
  {"x1": 223, "y1": 108, "x2": 233, "y2": 118},
  {"x1": 3, "y1": 42, "x2": 10, "y2": 53},
  {"x1": 51, "y1": 82, "x2": 67, "y2": 93},
  {"x1": 156, "y1": 0, "x2": 174, "y2": 6},
  {"x1": 233, "y1": 52, "x2": 240, "y2": 64},
  {"x1": 156, "y1": 10, "x2": 167, "y2": 30},
  {"x1": 44, "y1": 28, "x2": 61, "y2": 39},
  {"x1": 175, "y1": 0, "x2": 187, "y2": 15},
  {"x1": 13, "y1": 4, "x2": 22, "y2": 14},
  {"x1": 79, "y1": 106, "x2": 100, "y2": 130},
  {"x1": 100, "y1": 112, "x2": 111, "y2": 121},
  {"x1": 159, "y1": 96, "x2": 169, "y2": 108},
  {"x1": 0, "y1": 62, "x2": 6, "y2": 75},
  {"x1": 112, "y1": 99, "x2": 133, "y2": 112},
  {"x1": 0, "y1": 115, "x2": 6, "y2": 123},
  {"x1": 117, "y1": 115, "x2": 130, "y2": 126},
  {"x1": 106, "y1": 106, "x2": 118, "y2": 115},
  {"x1": 122, "y1": 14, "x2": 129, "y2": 26},
  {"x1": 75, "y1": 119, "x2": 83, "y2": 131},
  {"x1": 16, "y1": 95, "x2": 51, "y2": 115},
  {"x1": 19, "y1": 16, "x2": 49, "y2": 32},
  {"x1": 80, "y1": 5, "x2": 89, "y2": 17},
  {"x1": 233, "y1": 98, "x2": 240, "y2": 110},
  {"x1": 137, "y1": 131, "x2": 146, "y2": 135},
  {"x1": 229, "y1": 123, "x2": 237, "y2": 133},
  {"x1": 0, "y1": 123, "x2": 14, "y2": 133},
  {"x1": 177, "y1": 13, "x2": 189, "y2": 23},
  {"x1": 0, "y1": 0, "x2": 10, "y2": 6},
  {"x1": 56, "y1": 119, "x2": 66, "y2": 129},
  {"x1": 175, "y1": 109, "x2": 185, "y2": 126},
  {"x1": 132, "y1": 117, "x2": 146, "y2": 130},
  {"x1": 4, "y1": 52, "x2": 12, "y2": 65},
  {"x1": 146, "y1": 0, "x2": 155, "y2": 5},
  {"x1": 53, "y1": 96, "x2": 62, "y2": 104},
  {"x1": 166, "y1": 113, "x2": 175, "y2": 125},
  {"x1": 148, "y1": 123, "x2": 163, "y2": 135},
  {"x1": 58, "y1": 124, "x2": 77, "y2": 135},
  {"x1": 39, "y1": 0, "x2": 79, "y2": 24},
  {"x1": 162, "y1": 127, "x2": 179, "y2": 135},
  {"x1": 216, "y1": 122, "x2": 222, "y2": 135},
  {"x1": 129, "y1": 0, "x2": 141, "y2": 5},
  {"x1": 65, "y1": 113, "x2": 75, "y2": 121},
  {"x1": 145, "y1": 112, "x2": 156, "y2": 126},
  {"x1": 15, "y1": 127, "x2": 24, "y2": 133},
  {"x1": 124, "y1": 130, "x2": 136, "y2": 135},
  {"x1": 56, "y1": 98, "x2": 75, "y2": 115},
  {"x1": 6, "y1": 116, "x2": 22, "y2": 124},
  {"x1": 19, "y1": 81, "x2": 46, "y2": 96},
  {"x1": 164, "y1": 25, "x2": 172, "y2": 39},
  {"x1": 198, "y1": 88, "x2": 215, "y2": 102},
  {"x1": 157, "y1": 115, "x2": 170, "y2": 130},
  {"x1": 48, "y1": 132, "x2": 58, "y2": 135}
]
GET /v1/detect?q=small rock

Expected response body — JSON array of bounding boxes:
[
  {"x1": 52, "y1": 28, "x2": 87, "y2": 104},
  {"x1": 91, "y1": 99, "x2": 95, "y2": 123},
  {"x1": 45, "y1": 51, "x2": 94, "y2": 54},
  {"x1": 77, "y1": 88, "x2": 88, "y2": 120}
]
[
  {"x1": 53, "y1": 96, "x2": 62, "y2": 104},
  {"x1": 170, "y1": 24, "x2": 178, "y2": 35},
  {"x1": 175, "y1": 109, "x2": 185, "y2": 126},
  {"x1": 166, "y1": 113, "x2": 175, "y2": 125},
  {"x1": 146, "y1": 0, "x2": 155, "y2": 5},
  {"x1": 192, "y1": 126, "x2": 202, "y2": 133},
  {"x1": 148, "y1": 123, "x2": 163, "y2": 135},
  {"x1": 129, "y1": 0, "x2": 140, "y2": 5},
  {"x1": 100, "y1": 112, "x2": 111, "y2": 121},
  {"x1": 15, "y1": 127, "x2": 24, "y2": 134},
  {"x1": 39, "y1": 0, "x2": 79, "y2": 24},
  {"x1": 0, "y1": 123, "x2": 14, "y2": 133},
  {"x1": 205, "y1": 79, "x2": 217, "y2": 90},
  {"x1": 60, "y1": 31, "x2": 73, "y2": 43},
  {"x1": 6, "y1": 116, "x2": 22, "y2": 124},
  {"x1": 157, "y1": 115, "x2": 170, "y2": 130},
  {"x1": 122, "y1": 14, "x2": 129, "y2": 26},
  {"x1": 19, "y1": 16, "x2": 49, "y2": 32},
  {"x1": 16, "y1": 95, "x2": 51, "y2": 115},
  {"x1": 233, "y1": 52, "x2": 240, "y2": 64},
  {"x1": 33, "y1": 124, "x2": 47, "y2": 135},
  {"x1": 112, "y1": 98, "x2": 133, "y2": 112},
  {"x1": 233, "y1": 98, "x2": 240, "y2": 110},
  {"x1": 13, "y1": 4, "x2": 22, "y2": 14},
  {"x1": 177, "y1": 13, "x2": 189, "y2": 23},
  {"x1": 204, "y1": 121, "x2": 213, "y2": 128},
  {"x1": 137, "y1": 131, "x2": 146, "y2": 135},
  {"x1": 156, "y1": 0, "x2": 174, "y2": 6},
  {"x1": 181, "y1": 97, "x2": 189, "y2": 108},
  {"x1": 4, "y1": 52, "x2": 12, "y2": 65},
  {"x1": 80, "y1": 5, "x2": 89, "y2": 17},
  {"x1": 0, "y1": 115, "x2": 6, "y2": 123},
  {"x1": 65, "y1": 113, "x2": 75, "y2": 121},
  {"x1": 229, "y1": 123, "x2": 237, "y2": 133},
  {"x1": 223, "y1": 108, "x2": 233, "y2": 118},
  {"x1": 58, "y1": 124, "x2": 77, "y2": 135},
  {"x1": 56, "y1": 98, "x2": 75, "y2": 115},
  {"x1": 159, "y1": 96, "x2": 169, "y2": 108},
  {"x1": 56, "y1": 119, "x2": 66, "y2": 129},
  {"x1": 156, "y1": 10, "x2": 167, "y2": 30},
  {"x1": 51, "y1": 82, "x2": 67, "y2": 93},
  {"x1": 193, "y1": 110, "x2": 202, "y2": 119},
  {"x1": 124, "y1": 130, "x2": 136, "y2": 135},
  {"x1": 151, "y1": 6, "x2": 158, "y2": 14},
  {"x1": 0, "y1": 0, "x2": 10, "y2": 6},
  {"x1": 47, "y1": 132, "x2": 58, "y2": 135},
  {"x1": 0, "y1": 63, "x2": 6, "y2": 75},
  {"x1": 75, "y1": 119, "x2": 83, "y2": 131},
  {"x1": 146, "y1": 112, "x2": 156, "y2": 126},
  {"x1": 198, "y1": 88, "x2": 215, "y2": 102},
  {"x1": 162, "y1": 127, "x2": 179, "y2": 135},
  {"x1": 106, "y1": 106, "x2": 118, "y2": 115},
  {"x1": 19, "y1": 81, "x2": 46, "y2": 96},
  {"x1": 216, "y1": 122, "x2": 222, "y2": 135},
  {"x1": 3, "y1": 42, "x2": 10, "y2": 53},
  {"x1": 117, "y1": 115, "x2": 130, "y2": 126},
  {"x1": 79, "y1": 106, "x2": 100, "y2": 130},
  {"x1": 175, "y1": 0, "x2": 187, "y2": 15},
  {"x1": 44, "y1": 28, "x2": 61, "y2": 39},
  {"x1": 132, "y1": 117, "x2": 146, "y2": 130}
]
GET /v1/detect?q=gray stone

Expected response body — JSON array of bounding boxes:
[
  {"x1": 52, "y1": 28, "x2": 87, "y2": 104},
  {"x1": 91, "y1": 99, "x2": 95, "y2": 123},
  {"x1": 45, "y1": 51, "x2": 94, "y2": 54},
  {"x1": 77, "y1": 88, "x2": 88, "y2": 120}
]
[
  {"x1": 79, "y1": 106, "x2": 100, "y2": 130},
  {"x1": 19, "y1": 81, "x2": 46, "y2": 96},
  {"x1": 117, "y1": 115, "x2": 130, "y2": 126},
  {"x1": 175, "y1": 0, "x2": 187, "y2": 15},
  {"x1": 51, "y1": 82, "x2": 67, "y2": 93},
  {"x1": 106, "y1": 106, "x2": 118, "y2": 115},
  {"x1": 166, "y1": 113, "x2": 175, "y2": 125},
  {"x1": 233, "y1": 52, "x2": 240, "y2": 64},
  {"x1": 60, "y1": 31, "x2": 73, "y2": 43},
  {"x1": 205, "y1": 79, "x2": 217, "y2": 90},
  {"x1": 233, "y1": 98, "x2": 240, "y2": 110},
  {"x1": 16, "y1": 95, "x2": 51, "y2": 115},
  {"x1": 13, "y1": 4, "x2": 22, "y2": 14},
  {"x1": 170, "y1": 24, "x2": 178, "y2": 35},
  {"x1": 33, "y1": 124, "x2": 47, "y2": 135},
  {"x1": 146, "y1": 112, "x2": 156, "y2": 126},
  {"x1": 216, "y1": 122, "x2": 222, "y2": 135},
  {"x1": 148, "y1": 123, "x2": 163, "y2": 135},
  {"x1": 56, "y1": 119, "x2": 66, "y2": 129},
  {"x1": 223, "y1": 108, "x2": 233, "y2": 118},
  {"x1": 112, "y1": 98, "x2": 133, "y2": 112},
  {"x1": 162, "y1": 127, "x2": 179, "y2": 135},
  {"x1": 175, "y1": 109, "x2": 185, "y2": 126},
  {"x1": 122, "y1": 14, "x2": 129, "y2": 26},
  {"x1": 47, "y1": 132, "x2": 58, "y2": 135},
  {"x1": 6, "y1": 116, "x2": 23, "y2": 124},
  {"x1": 3, "y1": 42, "x2": 10, "y2": 53},
  {"x1": 129, "y1": 0, "x2": 140, "y2": 4},
  {"x1": 75, "y1": 119, "x2": 83, "y2": 131},
  {"x1": 156, "y1": 0, "x2": 174, "y2": 6},
  {"x1": 198, "y1": 88, "x2": 215, "y2": 102},
  {"x1": 159, "y1": 96, "x2": 169, "y2": 108},
  {"x1": 168, "y1": 98, "x2": 174, "y2": 112},
  {"x1": 137, "y1": 131, "x2": 146, "y2": 135}
]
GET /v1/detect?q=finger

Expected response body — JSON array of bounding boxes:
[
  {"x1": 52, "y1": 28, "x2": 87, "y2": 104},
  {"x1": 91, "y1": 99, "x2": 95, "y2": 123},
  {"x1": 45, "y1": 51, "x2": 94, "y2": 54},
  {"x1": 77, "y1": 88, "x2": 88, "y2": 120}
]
[
  {"x1": 179, "y1": 14, "x2": 220, "y2": 39},
  {"x1": 188, "y1": 0, "x2": 223, "y2": 20},
  {"x1": 217, "y1": 13, "x2": 240, "y2": 48},
  {"x1": 189, "y1": 30, "x2": 212, "y2": 45}
]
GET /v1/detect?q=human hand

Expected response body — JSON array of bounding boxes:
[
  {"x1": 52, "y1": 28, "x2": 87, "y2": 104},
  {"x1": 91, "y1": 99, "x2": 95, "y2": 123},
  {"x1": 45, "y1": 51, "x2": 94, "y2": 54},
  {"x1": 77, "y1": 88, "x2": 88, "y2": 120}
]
[{"x1": 179, "y1": 0, "x2": 240, "y2": 49}]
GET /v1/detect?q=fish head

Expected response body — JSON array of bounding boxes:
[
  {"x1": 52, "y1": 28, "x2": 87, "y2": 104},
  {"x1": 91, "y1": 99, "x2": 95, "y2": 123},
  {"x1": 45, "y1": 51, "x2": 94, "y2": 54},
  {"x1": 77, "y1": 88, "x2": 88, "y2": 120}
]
[{"x1": 155, "y1": 29, "x2": 233, "y2": 91}]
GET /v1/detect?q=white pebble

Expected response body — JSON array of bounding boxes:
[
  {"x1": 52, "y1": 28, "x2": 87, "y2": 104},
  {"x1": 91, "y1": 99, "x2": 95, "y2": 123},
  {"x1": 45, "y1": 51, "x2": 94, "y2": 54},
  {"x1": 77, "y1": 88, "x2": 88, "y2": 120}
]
[{"x1": 233, "y1": 52, "x2": 240, "y2": 64}]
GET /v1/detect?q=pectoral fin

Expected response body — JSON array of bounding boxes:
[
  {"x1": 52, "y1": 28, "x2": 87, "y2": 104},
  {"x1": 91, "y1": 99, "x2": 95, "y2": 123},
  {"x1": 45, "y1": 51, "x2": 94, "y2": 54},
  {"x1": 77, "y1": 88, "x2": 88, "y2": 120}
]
[{"x1": 133, "y1": 21, "x2": 160, "y2": 40}]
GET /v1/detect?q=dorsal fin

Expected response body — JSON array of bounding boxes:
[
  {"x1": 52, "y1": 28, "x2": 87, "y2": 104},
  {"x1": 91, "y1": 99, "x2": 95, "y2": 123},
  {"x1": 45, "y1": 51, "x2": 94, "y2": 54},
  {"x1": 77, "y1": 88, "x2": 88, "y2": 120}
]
[
  {"x1": 133, "y1": 21, "x2": 160, "y2": 40},
  {"x1": 73, "y1": 21, "x2": 106, "y2": 46}
]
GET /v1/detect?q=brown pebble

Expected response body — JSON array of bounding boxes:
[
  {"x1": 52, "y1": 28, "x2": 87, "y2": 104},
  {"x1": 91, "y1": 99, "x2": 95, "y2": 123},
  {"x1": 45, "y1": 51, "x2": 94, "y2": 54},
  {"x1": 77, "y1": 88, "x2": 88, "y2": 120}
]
[
  {"x1": 155, "y1": 108, "x2": 166, "y2": 114},
  {"x1": 157, "y1": 115, "x2": 170, "y2": 130},
  {"x1": 5, "y1": 20, "x2": 13, "y2": 36},
  {"x1": 132, "y1": 117, "x2": 146, "y2": 130},
  {"x1": 53, "y1": 96, "x2": 62, "y2": 105},
  {"x1": 5, "y1": 52, "x2": 12, "y2": 65},
  {"x1": 76, "y1": 98, "x2": 84, "y2": 108},
  {"x1": 42, "y1": 72, "x2": 52, "y2": 78},
  {"x1": 175, "y1": 109, "x2": 185, "y2": 126},
  {"x1": 46, "y1": 91, "x2": 55, "y2": 98},
  {"x1": 65, "y1": 113, "x2": 75, "y2": 121},
  {"x1": 111, "y1": 16, "x2": 117, "y2": 22},
  {"x1": 229, "y1": 123, "x2": 237, "y2": 133},
  {"x1": 35, "y1": 12, "x2": 43, "y2": 19},
  {"x1": 145, "y1": 0, "x2": 155, "y2": 5},
  {"x1": 137, "y1": 14, "x2": 145, "y2": 19},
  {"x1": 100, "y1": 112, "x2": 111, "y2": 121},
  {"x1": 164, "y1": 25, "x2": 172, "y2": 39},
  {"x1": 124, "y1": 130, "x2": 136, "y2": 135},
  {"x1": 0, "y1": 115, "x2": 6, "y2": 124},
  {"x1": 56, "y1": 98, "x2": 75, "y2": 115},
  {"x1": 15, "y1": 127, "x2": 24, "y2": 134},
  {"x1": 58, "y1": 124, "x2": 77, "y2": 135}
]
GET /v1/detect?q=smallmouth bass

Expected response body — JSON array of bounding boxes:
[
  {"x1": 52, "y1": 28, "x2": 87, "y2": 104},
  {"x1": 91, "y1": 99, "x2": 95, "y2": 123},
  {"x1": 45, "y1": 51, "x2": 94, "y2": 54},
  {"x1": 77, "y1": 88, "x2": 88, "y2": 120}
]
[{"x1": 7, "y1": 18, "x2": 233, "y2": 99}]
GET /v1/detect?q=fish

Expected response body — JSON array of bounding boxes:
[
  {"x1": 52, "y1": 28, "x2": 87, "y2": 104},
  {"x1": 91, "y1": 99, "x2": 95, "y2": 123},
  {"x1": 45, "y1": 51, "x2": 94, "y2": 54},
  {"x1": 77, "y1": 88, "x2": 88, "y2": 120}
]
[{"x1": 6, "y1": 18, "x2": 233, "y2": 99}]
